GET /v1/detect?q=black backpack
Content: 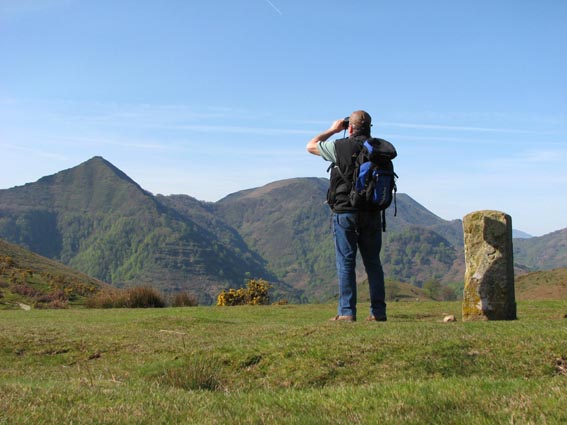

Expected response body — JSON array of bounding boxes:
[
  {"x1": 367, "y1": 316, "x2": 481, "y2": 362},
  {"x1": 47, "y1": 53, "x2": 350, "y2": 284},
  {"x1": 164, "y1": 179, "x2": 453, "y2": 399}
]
[{"x1": 335, "y1": 138, "x2": 398, "y2": 231}]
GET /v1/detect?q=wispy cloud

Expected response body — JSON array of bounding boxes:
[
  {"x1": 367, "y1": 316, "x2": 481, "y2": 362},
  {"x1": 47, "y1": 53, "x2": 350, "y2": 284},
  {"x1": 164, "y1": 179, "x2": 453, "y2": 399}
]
[
  {"x1": 289, "y1": 118, "x2": 563, "y2": 137},
  {"x1": 0, "y1": 143, "x2": 69, "y2": 161},
  {"x1": 169, "y1": 124, "x2": 312, "y2": 136},
  {"x1": 380, "y1": 121, "x2": 557, "y2": 135},
  {"x1": 263, "y1": 0, "x2": 282, "y2": 15},
  {"x1": 54, "y1": 136, "x2": 172, "y2": 151},
  {"x1": 482, "y1": 147, "x2": 567, "y2": 169}
]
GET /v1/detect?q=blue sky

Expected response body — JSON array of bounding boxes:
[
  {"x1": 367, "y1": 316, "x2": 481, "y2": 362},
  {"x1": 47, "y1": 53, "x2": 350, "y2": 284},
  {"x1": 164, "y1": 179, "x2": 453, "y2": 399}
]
[{"x1": 1, "y1": 0, "x2": 566, "y2": 236}]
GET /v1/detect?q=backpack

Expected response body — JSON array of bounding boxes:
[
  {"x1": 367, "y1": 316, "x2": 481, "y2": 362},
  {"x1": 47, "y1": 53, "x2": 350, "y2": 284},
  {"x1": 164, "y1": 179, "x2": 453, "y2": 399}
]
[{"x1": 334, "y1": 138, "x2": 398, "y2": 231}]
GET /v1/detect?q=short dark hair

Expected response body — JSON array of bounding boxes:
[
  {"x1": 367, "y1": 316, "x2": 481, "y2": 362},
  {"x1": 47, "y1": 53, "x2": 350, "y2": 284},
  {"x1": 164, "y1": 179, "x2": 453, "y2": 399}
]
[{"x1": 350, "y1": 110, "x2": 372, "y2": 136}]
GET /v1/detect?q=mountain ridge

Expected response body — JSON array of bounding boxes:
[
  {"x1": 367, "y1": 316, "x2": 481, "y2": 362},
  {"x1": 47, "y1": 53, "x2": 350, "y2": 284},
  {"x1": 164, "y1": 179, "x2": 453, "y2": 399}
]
[
  {"x1": 0, "y1": 157, "x2": 297, "y2": 304},
  {"x1": 0, "y1": 156, "x2": 565, "y2": 303}
]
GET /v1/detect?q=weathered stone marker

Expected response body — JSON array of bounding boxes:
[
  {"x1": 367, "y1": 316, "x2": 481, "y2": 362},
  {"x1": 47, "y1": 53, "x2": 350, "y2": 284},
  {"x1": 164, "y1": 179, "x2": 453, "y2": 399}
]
[{"x1": 462, "y1": 210, "x2": 516, "y2": 321}]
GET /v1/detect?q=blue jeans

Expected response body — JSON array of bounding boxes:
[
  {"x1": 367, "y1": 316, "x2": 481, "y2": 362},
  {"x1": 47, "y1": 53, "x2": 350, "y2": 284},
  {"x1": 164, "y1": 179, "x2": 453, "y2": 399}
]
[{"x1": 332, "y1": 211, "x2": 386, "y2": 319}]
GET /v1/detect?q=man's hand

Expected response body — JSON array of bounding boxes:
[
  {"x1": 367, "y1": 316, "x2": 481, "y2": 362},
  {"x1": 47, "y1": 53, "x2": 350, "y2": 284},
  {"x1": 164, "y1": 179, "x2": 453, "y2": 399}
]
[
  {"x1": 329, "y1": 119, "x2": 347, "y2": 134},
  {"x1": 306, "y1": 119, "x2": 346, "y2": 156}
]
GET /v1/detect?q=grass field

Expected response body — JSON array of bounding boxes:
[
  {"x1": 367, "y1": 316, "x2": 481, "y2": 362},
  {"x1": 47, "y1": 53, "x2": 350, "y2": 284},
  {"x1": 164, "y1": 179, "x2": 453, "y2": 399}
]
[{"x1": 1, "y1": 300, "x2": 566, "y2": 424}]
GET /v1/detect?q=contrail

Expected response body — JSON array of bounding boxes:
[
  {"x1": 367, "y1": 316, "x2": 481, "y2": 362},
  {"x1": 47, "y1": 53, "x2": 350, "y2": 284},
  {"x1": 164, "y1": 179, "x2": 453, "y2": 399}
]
[{"x1": 264, "y1": 0, "x2": 282, "y2": 15}]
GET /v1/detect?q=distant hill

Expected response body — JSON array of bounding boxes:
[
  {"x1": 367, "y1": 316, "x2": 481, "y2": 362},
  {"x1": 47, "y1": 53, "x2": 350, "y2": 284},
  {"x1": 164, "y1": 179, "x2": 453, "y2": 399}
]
[
  {"x1": 0, "y1": 238, "x2": 108, "y2": 309},
  {"x1": 515, "y1": 268, "x2": 567, "y2": 301},
  {"x1": 358, "y1": 278, "x2": 431, "y2": 302},
  {"x1": 215, "y1": 178, "x2": 335, "y2": 301},
  {"x1": 0, "y1": 157, "x2": 565, "y2": 304},
  {"x1": 0, "y1": 157, "x2": 297, "y2": 304},
  {"x1": 214, "y1": 179, "x2": 465, "y2": 299},
  {"x1": 513, "y1": 228, "x2": 567, "y2": 271},
  {"x1": 513, "y1": 229, "x2": 533, "y2": 239}
]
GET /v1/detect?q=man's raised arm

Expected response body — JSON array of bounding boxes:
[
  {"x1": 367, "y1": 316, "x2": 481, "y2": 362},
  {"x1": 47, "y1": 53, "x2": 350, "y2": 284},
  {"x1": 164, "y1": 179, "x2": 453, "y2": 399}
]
[{"x1": 306, "y1": 119, "x2": 345, "y2": 156}]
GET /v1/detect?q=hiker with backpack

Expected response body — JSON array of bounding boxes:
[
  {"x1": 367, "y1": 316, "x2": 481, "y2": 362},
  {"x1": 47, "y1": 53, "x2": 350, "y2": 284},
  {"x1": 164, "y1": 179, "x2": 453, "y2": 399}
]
[{"x1": 306, "y1": 110, "x2": 397, "y2": 322}]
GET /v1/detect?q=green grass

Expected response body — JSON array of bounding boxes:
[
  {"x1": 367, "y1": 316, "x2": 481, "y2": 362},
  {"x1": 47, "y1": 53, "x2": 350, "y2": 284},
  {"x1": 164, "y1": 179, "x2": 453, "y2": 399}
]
[{"x1": 1, "y1": 301, "x2": 566, "y2": 424}]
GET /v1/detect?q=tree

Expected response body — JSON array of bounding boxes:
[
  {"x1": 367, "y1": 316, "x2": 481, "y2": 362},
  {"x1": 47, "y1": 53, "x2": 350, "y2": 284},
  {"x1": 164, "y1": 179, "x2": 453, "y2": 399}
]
[{"x1": 423, "y1": 279, "x2": 442, "y2": 300}]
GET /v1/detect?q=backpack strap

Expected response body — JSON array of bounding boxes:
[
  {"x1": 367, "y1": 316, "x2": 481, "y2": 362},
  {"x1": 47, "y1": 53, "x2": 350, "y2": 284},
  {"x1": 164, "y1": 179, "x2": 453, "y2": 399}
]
[
  {"x1": 328, "y1": 138, "x2": 366, "y2": 185},
  {"x1": 327, "y1": 162, "x2": 349, "y2": 184},
  {"x1": 382, "y1": 176, "x2": 398, "y2": 232}
]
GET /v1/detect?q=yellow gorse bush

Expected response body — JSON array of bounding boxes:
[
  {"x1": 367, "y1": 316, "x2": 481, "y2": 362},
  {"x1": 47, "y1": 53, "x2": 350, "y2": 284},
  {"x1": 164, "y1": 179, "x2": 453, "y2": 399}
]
[{"x1": 217, "y1": 279, "x2": 271, "y2": 306}]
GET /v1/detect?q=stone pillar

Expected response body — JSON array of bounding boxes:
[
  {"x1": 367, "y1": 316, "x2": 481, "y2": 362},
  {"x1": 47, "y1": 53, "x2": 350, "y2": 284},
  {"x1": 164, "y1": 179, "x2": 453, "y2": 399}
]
[{"x1": 462, "y1": 210, "x2": 516, "y2": 321}]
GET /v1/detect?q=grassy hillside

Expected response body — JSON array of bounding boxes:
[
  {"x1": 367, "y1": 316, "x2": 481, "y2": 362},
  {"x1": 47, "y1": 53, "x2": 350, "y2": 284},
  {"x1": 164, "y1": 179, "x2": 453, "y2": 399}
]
[
  {"x1": 357, "y1": 278, "x2": 430, "y2": 302},
  {"x1": 0, "y1": 238, "x2": 108, "y2": 309},
  {"x1": 1, "y1": 301, "x2": 566, "y2": 424},
  {"x1": 516, "y1": 268, "x2": 567, "y2": 300}
]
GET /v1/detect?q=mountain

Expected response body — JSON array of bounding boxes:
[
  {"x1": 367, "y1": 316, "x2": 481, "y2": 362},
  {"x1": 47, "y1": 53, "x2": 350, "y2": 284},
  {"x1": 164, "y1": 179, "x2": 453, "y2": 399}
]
[
  {"x1": 214, "y1": 179, "x2": 464, "y2": 299},
  {"x1": 0, "y1": 237, "x2": 109, "y2": 309},
  {"x1": 155, "y1": 193, "x2": 302, "y2": 301},
  {"x1": 0, "y1": 157, "x2": 297, "y2": 304},
  {"x1": 513, "y1": 228, "x2": 567, "y2": 271},
  {"x1": 0, "y1": 157, "x2": 565, "y2": 304},
  {"x1": 215, "y1": 178, "x2": 335, "y2": 301}
]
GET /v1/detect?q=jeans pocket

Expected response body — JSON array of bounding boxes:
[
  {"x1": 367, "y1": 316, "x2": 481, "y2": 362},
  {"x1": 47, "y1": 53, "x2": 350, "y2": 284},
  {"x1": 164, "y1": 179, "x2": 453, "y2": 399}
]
[{"x1": 334, "y1": 213, "x2": 357, "y2": 232}]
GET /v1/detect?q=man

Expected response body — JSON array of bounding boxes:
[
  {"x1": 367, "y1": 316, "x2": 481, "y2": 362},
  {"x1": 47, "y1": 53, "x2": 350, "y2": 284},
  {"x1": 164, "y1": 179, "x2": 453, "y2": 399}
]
[{"x1": 306, "y1": 110, "x2": 387, "y2": 322}]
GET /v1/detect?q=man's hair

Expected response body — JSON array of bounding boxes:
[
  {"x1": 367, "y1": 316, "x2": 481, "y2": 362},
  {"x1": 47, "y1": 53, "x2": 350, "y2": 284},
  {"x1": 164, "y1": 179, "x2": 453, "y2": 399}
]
[{"x1": 349, "y1": 110, "x2": 372, "y2": 136}]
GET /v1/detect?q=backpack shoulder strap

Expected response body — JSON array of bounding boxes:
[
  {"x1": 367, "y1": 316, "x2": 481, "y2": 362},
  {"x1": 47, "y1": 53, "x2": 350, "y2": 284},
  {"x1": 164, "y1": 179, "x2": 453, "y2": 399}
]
[{"x1": 330, "y1": 137, "x2": 365, "y2": 183}]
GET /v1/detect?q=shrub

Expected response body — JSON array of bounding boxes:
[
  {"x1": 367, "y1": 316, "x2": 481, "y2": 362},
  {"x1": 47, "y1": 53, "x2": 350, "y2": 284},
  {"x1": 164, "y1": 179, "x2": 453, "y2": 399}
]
[
  {"x1": 171, "y1": 291, "x2": 198, "y2": 307},
  {"x1": 217, "y1": 288, "x2": 247, "y2": 306},
  {"x1": 128, "y1": 286, "x2": 166, "y2": 308},
  {"x1": 35, "y1": 290, "x2": 67, "y2": 304},
  {"x1": 12, "y1": 283, "x2": 40, "y2": 298},
  {"x1": 85, "y1": 286, "x2": 166, "y2": 309},
  {"x1": 217, "y1": 279, "x2": 272, "y2": 306},
  {"x1": 85, "y1": 289, "x2": 130, "y2": 309},
  {"x1": 34, "y1": 299, "x2": 68, "y2": 309}
]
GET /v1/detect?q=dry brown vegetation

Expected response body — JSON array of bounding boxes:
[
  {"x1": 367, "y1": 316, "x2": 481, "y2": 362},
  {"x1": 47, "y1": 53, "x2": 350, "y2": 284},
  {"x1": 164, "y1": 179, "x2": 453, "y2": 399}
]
[{"x1": 516, "y1": 268, "x2": 567, "y2": 300}]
